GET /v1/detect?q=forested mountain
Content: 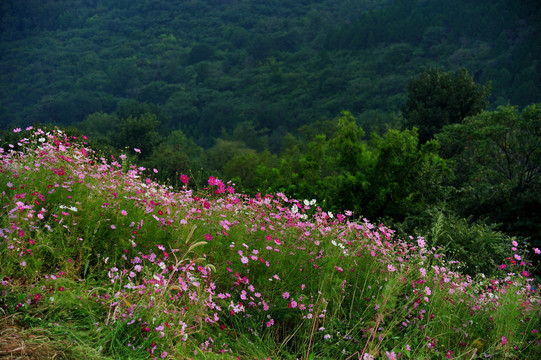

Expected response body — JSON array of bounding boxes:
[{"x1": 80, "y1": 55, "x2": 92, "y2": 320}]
[
  {"x1": 1, "y1": 0, "x2": 540, "y2": 142},
  {"x1": 1, "y1": 0, "x2": 389, "y2": 136}
]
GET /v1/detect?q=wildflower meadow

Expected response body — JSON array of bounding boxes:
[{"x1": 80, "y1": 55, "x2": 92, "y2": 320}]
[{"x1": 1, "y1": 127, "x2": 540, "y2": 359}]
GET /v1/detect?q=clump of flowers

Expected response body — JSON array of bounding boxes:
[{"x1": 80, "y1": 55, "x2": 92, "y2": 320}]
[{"x1": 1, "y1": 127, "x2": 540, "y2": 359}]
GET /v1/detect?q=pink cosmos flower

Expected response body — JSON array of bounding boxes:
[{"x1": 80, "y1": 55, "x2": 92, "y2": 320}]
[
  {"x1": 512, "y1": 240, "x2": 518, "y2": 247},
  {"x1": 282, "y1": 292, "x2": 290, "y2": 299},
  {"x1": 180, "y1": 174, "x2": 189, "y2": 184},
  {"x1": 204, "y1": 234, "x2": 213, "y2": 241},
  {"x1": 134, "y1": 148, "x2": 141, "y2": 153},
  {"x1": 501, "y1": 335, "x2": 507, "y2": 345},
  {"x1": 208, "y1": 176, "x2": 219, "y2": 185},
  {"x1": 121, "y1": 210, "x2": 128, "y2": 216},
  {"x1": 387, "y1": 264, "x2": 396, "y2": 272},
  {"x1": 535, "y1": 248, "x2": 541, "y2": 255},
  {"x1": 386, "y1": 351, "x2": 397, "y2": 360}
]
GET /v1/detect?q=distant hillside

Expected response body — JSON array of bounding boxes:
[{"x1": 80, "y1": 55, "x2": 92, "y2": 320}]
[{"x1": 1, "y1": 0, "x2": 539, "y2": 142}]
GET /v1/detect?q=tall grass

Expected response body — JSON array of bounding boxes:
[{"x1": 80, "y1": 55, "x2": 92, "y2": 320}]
[{"x1": 1, "y1": 127, "x2": 540, "y2": 359}]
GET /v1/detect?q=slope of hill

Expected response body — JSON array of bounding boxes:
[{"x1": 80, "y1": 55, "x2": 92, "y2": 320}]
[{"x1": 1, "y1": 127, "x2": 540, "y2": 359}]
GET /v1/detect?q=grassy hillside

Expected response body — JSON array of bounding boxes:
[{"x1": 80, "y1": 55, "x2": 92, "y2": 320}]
[{"x1": 1, "y1": 127, "x2": 540, "y2": 359}]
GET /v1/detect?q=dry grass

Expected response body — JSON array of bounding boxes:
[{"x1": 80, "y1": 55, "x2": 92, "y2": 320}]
[{"x1": 0, "y1": 315, "x2": 70, "y2": 360}]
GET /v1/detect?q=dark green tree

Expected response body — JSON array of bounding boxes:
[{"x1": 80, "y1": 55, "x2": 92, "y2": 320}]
[
  {"x1": 323, "y1": 111, "x2": 369, "y2": 213},
  {"x1": 204, "y1": 139, "x2": 251, "y2": 173},
  {"x1": 222, "y1": 150, "x2": 260, "y2": 191},
  {"x1": 187, "y1": 44, "x2": 215, "y2": 65},
  {"x1": 113, "y1": 112, "x2": 161, "y2": 157},
  {"x1": 401, "y1": 68, "x2": 491, "y2": 143},
  {"x1": 76, "y1": 112, "x2": 118, "y2": 144},
  {"x1": 365, "y1": 128, "x2": 451, "y2": 223},
  {"x1": 330, "y1": 111, "x2": 365, "y2": 173},
  {"x1": 144, "y1": 129, "x2": 204, "y2": 184},
  {"x1": 436, "y1": 104, "x2": 541, "y2": 246}
]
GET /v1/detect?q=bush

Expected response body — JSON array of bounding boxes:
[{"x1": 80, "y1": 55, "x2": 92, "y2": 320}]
[{"x1": 419, "y1": 208, "x2": 514, "y2": 276}]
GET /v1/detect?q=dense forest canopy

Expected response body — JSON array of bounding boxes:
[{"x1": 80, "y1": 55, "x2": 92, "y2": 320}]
[
  {"x1": 1, "y1": 0, "x2": 541, "y2": 274},
  {"x1": 1, "y1": 0, "x2": 540, "y2": 139}
]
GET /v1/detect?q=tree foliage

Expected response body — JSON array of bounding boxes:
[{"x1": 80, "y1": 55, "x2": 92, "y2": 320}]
[
  {"x1": 364, "y1": 129, "x2": 451, "y2": 222},
  {"x1": 2, "y1": 0, "x2": 540, "y2": 133},
  {"x1": 419, "y1": 208, "x2": 512, "y2": 277},
  {"x1": 401, "y1": 68, "x2": 491, "y2": 143},
  {"x1": 437, "y1": 104, "x2": 541, "y2": 250},
  {"x1": 113, "y1": 112, "x2": 160, "y2": 157}
]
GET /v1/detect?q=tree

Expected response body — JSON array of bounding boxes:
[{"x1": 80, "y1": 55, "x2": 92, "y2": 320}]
[
  {"x1": 323, "y1": 112, "x2": 368, "y2": 213},
  {"x1": 76, "y1": 112, "x2": 117, "y2": 143},
  {"x1": 204, "y1": 139, "x2": 251, "y2": 173},
  {"x1": 222, "y1": 150, "x2": 260, "y2": 190},
  {"x1": 364, "y1": 128, "x2": 451, "y2": 222},
  {"x1": 144, "y1": 129, "x2": 203, "y2": 184},
  {"x1": 436, "y1": 104, "x2": 541, "y2": 249},
  {"x1": 401, "y1": 68, "x2": 491, "y2": 143},
  {"x1": 115, "y1": 100, "x2": 171, "y2": 135},
  {"x1": 106, "y1": 58, "x2": 142, "y2": 97},
  {"x1": 330, "y1": 111, "x2": 365, "y2": 173},
  {"x1": 113, "y1": 112, "x2": 161, "y2": 157},
  {"x1": 187, "y1": 43, "x2": 215, "y2": 65}
]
